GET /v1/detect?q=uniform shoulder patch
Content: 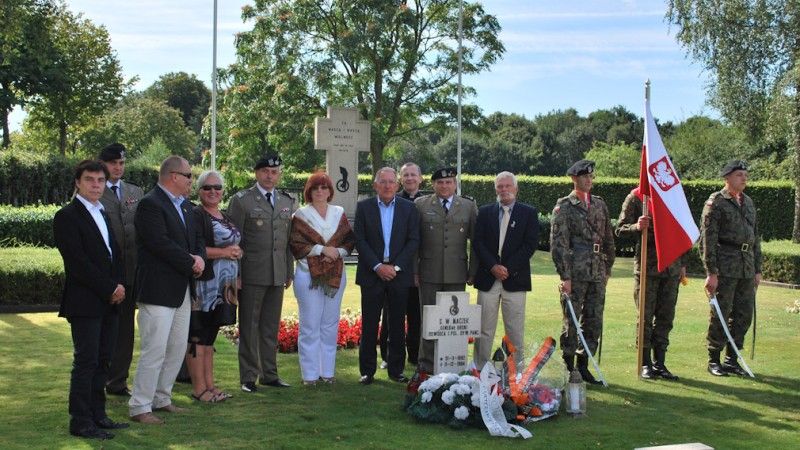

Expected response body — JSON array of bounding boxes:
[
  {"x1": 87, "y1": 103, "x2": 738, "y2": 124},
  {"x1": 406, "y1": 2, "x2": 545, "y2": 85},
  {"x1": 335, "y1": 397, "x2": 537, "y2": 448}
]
[
  {"x1": 460, "y1": 194, "x2": 475, "y2": 202},
  {"x1": 553, "y1": 205, "x2": 561, "y2": 215},
  {"x1": 235, "y1": 190, "x2": 248, "y2": 198},
  {"x1": 280, "y1": 189, "x2": 296, "y2": 200},
  {"x1": 415, "y1": 194, "x2": 432, "y2": 204}
]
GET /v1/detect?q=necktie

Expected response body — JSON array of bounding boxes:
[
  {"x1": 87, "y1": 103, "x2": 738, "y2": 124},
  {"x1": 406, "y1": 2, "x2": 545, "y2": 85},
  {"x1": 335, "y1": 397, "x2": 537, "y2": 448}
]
[
  {"x1": 498, "y1": 205, "x2": 510, "y2": 257},
  {"x1": 442, "y1": 198, "x2": 449, "y2": 215},
  {"x1": 266, "y1": 192, "x2": 273, "y2": 209},
  {"x1": 111, "y1": 185, "x2": 120, "y2": 201}
]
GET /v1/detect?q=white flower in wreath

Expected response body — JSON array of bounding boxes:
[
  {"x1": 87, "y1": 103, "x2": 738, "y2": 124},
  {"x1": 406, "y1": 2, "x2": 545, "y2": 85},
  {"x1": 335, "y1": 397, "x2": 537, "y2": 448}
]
[
  {"x1": 456, "y1": 383, "x2": 472, "y2": 395},
  {"x1": 458, "y1": 375, "x2": 477, "y2": 385},
  {"x1": 471, "y1": 393, "x2": 480, "y2": 407},
  {"x1": 442, "y1": 373, "x2": 459, "y2": 384},
  {"x1": 420, "y1": 391, "x2": 433, "y2": 403},
  {"x1": 454, "y1": 405, "x2": 470, "y2": 420},
  {"x1": 441, "y1": 390, "x2": 455, "y2": 405},
  {"x1": 419, "y1": 377, "x2": 443, "y2": 392}
]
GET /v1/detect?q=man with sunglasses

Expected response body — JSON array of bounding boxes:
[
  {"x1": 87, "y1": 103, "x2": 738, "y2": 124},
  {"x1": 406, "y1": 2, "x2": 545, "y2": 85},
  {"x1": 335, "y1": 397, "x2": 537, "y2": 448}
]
[
  {"x1": 228, "y1": 154, "x2": 297, "y2": 392},
  {"x1": 98, "y1": 143, "x2": 144, "y2": 398},
  {"x1": 129, "y1": 156, "x2": 206, "y2": 424},
  {"x1": 550, "y1": 159, "x2": 615, "y2": 385}
]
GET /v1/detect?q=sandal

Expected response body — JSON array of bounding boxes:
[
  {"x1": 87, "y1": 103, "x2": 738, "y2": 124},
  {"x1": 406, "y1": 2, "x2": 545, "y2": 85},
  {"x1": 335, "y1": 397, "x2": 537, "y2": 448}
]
[
  {"x1": 191, "y1": 389, "x2": 221, "y2": 403},
  {"x1": 210, "y1": 388, "x2": 232, "y2": 400},
  {"x1": 321, "y1": 377, "x2": 336, "y2": 384}
]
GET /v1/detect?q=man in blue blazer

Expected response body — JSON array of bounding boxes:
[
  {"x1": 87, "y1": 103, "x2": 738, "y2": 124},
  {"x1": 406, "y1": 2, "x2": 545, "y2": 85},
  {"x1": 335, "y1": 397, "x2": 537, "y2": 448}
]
[
  {"x1": 54, "y1": 160, "x2": 128, "y2": 439},
  {"x1": 472, "y1": 171, "x2": 539, "y2": 367},
  {"x1": 354, "y1": 167, "x2": 420, "y2": 384},
  {"x1": 128, "y1": 156, "x2": 206, "y2": 424}
]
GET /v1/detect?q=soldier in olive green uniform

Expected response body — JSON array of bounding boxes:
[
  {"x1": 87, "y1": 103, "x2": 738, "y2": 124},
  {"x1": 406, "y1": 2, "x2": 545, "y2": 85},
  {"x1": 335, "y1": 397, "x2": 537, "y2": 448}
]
[
  {"x1": 616, "y1": 189, "x2": 685, "y2": 380},
  {"x1": 550, "y1": 160, "x2": 615, "y2": 384},
  {"x1": 415, "y1": 167, "x2": 478, "y2": 374},
  {"x1": 701, "y1": 160, "x2": 761, "y2": 377},
  {"x1": 228, "y1": 155, "x2": 297, "y2": 392}
]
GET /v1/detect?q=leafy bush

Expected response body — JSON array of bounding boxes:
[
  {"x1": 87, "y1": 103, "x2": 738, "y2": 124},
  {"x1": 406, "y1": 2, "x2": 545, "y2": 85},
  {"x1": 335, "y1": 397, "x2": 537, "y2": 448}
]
[
  {"x1": 0, "y1": 204, "x2": 60, "y2": 247},
  {"x1": 0, "y1": 247, "x2": 65, "y2": 306}
]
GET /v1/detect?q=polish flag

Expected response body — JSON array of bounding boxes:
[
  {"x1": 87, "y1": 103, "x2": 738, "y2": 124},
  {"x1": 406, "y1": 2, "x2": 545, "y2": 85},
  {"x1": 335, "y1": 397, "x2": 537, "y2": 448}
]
[{"x1": 639, "y1": 96, "x2": 699, "y2": 272}]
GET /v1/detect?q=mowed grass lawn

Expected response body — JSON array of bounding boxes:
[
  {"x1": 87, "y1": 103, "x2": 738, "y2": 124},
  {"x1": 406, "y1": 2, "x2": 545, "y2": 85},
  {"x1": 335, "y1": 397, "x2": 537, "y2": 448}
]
[{"x1": 0, "y1": 252, "x2": 798, "y2": 449}]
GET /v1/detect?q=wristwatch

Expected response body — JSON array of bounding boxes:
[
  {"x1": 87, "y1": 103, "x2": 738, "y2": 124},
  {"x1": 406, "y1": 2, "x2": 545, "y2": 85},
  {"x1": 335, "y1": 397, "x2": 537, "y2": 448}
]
[{"x1": 394, "y1": 265, "x2": 402, "y2": 272}]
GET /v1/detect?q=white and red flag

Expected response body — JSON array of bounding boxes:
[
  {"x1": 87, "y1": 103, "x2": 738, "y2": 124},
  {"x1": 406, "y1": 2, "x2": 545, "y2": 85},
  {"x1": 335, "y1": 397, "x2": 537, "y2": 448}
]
[{"x1": 639, "y1": 96, "x2": 699, "y2": 272}]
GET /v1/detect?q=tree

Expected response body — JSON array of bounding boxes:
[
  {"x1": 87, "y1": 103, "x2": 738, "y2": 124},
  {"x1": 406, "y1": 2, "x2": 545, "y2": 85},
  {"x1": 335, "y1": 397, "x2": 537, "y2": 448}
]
[
  {"x1": 0, "y1": 0, "x2": 57, "y2": 148},
  {"x1": 529, "y1": 108, "x2": 593, "y2": 175},
  {"x1": 585, "y1": 141, "x2": 641, "y2": 178},
  {"x1": 144, "y1": 72, "x2": 211, "y2": 135},
  {"x1": 25, "y1": 8, "x2": 126, "y2": 155},
  {"x1": 223, "y1": 0, "x2": 504, "y2": 172},
  {"x1": 80, "y1": 96, "x2": 196, "y2": 159},
  {"x1": 667, "y1": 0, "x2": 800, "y2": 241}
]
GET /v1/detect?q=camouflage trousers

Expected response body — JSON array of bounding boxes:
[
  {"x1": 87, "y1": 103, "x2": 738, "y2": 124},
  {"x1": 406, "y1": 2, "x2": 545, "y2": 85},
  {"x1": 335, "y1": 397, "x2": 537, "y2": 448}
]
[
  {"x1": 560, "y1": 280, "x2": 606, "y2": 357},
  {"x1": 707, "y1": 276, "x2": 755, "y2": 352},
  {"x1": 634, "y1": 273, "x2": 679, "y2": 353}
]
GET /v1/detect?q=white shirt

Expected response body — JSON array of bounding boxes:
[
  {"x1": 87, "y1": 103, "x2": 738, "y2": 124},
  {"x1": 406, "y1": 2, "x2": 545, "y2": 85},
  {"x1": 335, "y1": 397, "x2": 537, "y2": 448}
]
[
  {"x1": 292, "y1": 204, "x2": 348, "y2": 271},
  {"x1": 106, "y1": 180, "x2": 121, "y2": 200},
  {"x1": 76, "y1": 194, "x2": 112, "y2": 256},
  {"x1": 256, "y1": 183, "x2": 276, "y2": 207}
]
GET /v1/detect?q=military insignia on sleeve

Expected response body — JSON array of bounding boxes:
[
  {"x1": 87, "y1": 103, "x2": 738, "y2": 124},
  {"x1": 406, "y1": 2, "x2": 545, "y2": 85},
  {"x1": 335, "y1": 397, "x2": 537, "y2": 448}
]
[{"x1": 553, "y1": 206, "x2": 560, "y2": 214}]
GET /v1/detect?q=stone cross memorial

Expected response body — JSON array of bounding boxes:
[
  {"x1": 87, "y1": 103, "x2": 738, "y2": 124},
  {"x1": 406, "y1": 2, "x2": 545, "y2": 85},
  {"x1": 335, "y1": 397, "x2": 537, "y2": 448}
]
[
  {"x1": 314, "y1": 106, "x2": 371, "y2": 218},
  {"x1": 422, "y1": 291, "x2": 481, "y2": 374}
]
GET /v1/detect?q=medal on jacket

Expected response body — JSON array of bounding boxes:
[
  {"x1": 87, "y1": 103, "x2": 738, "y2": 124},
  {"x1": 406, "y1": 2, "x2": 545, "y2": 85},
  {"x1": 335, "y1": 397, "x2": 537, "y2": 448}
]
[{"x1": 256, "y1": 219, "x2": 263, "y2": 227}]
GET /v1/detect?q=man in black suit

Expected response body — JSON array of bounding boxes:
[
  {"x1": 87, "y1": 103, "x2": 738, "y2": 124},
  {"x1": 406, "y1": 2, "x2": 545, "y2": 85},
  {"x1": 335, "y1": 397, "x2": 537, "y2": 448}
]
[
  {"x1": 54, "y1": 160, "x2": 129, "y2": 440},
  {"x1": 354, "y1": 167, "x2": 420, "y2": 384},
  {"x1": 472, "y1": 171, "x2": 539, "y2": 367},
  {"x1": 129, "y1": 156, "x2": 205, "y2": 425}
]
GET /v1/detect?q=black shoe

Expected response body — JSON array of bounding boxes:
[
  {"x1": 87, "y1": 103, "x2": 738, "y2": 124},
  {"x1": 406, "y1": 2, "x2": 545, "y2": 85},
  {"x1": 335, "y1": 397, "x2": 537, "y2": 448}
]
[
  {"x1": 94, "y1": 417, "x2": 130, "y2": 430},
  {"x1": 653, "y1": 363, "x2": 679, "y2": 381},
  {"x1": 641, "y1": 365, "x2": 658, "y2": 379},
  {"x1": 707, "y1": 362, "x2": 728, "y2": 376},
  {"x1": 576, "y1": 355, "x2": 602, "y2": 385},
  {"x1": 389, "y1": 374, "x2": 409, "y2": 383},
  {"x1": 106, "y1": 387, "x2": 131, "y2": 397},
  {"x1": 241, "y1": 382, "x2": 258, "y2": 393},
  {"x1": 260, "y1": 378, "x2": 291, "y2": 388},
  {"x1": 359, "y1": 375, "x2": 374, "y2": 385},
  {"x1": 722, "y1": 357, "x2": 747, "y2": 376},
  {"x1": 70, "y1": 426, "x2": 114, "y2": 440}
]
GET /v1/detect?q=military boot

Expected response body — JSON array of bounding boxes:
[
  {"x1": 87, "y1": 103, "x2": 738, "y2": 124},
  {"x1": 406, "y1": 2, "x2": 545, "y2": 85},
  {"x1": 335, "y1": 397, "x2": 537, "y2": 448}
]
[
  {"x1": 707, "y1": 350, "x2": 727, "y2": 377},
  {"x1": 576, "y1": 354, "x2": 602, "y2": 385},
  {"x1": 563, "y1": 354, "x2": 575, "y2": 372},
  {"x1": 722, "y1": 355, "x2": 747, "y2": 376},
  {"x1": 641, "y1": 348, "x2": 657, "y2": 379},
  {"x1": 653, "y1": 348, "x2": 678, "y2": 381}
]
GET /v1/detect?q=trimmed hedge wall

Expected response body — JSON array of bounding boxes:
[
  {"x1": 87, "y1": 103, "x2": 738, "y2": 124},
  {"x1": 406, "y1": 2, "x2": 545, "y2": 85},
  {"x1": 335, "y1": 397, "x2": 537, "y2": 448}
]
[{"x1": 2, "y1": 243, "x2": 797, "y2": 307}]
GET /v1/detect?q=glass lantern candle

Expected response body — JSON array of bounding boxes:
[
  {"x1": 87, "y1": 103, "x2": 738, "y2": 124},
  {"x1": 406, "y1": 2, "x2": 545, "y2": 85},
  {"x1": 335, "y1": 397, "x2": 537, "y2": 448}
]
[{"x1": 565, "y1": 368, "x2": 586, "y2": 417}]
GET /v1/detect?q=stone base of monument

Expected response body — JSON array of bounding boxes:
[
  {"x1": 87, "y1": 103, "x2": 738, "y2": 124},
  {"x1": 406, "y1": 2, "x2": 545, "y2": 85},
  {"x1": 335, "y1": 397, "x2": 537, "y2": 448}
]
[
  {"x1": 421, "y1": 291, "x2": 481, "y2": 374},
  {"x1": 635, "y1": 443, "x2": 713, "y2": 450}
]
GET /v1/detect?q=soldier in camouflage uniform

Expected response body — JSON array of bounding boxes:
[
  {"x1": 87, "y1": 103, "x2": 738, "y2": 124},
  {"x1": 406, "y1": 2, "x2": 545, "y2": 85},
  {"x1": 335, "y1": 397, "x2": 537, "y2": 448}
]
[
  {"x1": 550, "y1": 160, "x2": 615, "y2": 384},
  {"x1": 228, "y1": 154, "x2": 297, "y2": 391},
  {"x1": 701, "y1": 160, "x2": 761, "y2": 377},
  {"x1": 415, "y1": 167, "x2": 478, "y2": 374},
  {"x1": 616, "y1": 188, "x2": 685, "y2": 380}
]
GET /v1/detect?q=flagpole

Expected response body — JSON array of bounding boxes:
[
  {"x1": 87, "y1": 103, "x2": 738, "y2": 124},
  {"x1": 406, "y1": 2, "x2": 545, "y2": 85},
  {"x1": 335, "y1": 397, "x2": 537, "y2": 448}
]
[
  {"x1": 456, "y1": 0, "x2": 463, "y2": 196},
  {"x1": 637, "y1": 80, "x2": 651, "y2": 378},
  {"x1": 210, "y1": 0, "x2": 218, "y2": 171}
]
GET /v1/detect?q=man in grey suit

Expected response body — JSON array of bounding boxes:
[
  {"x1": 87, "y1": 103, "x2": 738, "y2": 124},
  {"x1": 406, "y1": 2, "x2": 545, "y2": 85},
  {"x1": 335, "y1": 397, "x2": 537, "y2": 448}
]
[
  {"x1": 415, "y1": 167, "x2": 478, "y2": 374},
  {"x1": 228, "y1": 154, "x2": 296, "y2": 392},
  {"x1": 98, "y1": 143, "x2": 144, "y2": 397}
]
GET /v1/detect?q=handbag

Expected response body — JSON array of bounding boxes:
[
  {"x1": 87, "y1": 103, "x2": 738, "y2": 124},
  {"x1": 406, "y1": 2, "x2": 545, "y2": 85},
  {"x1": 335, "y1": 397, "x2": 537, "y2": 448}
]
[{"x1": 213, "y1": 301, "x2": 237, "y2": 326}]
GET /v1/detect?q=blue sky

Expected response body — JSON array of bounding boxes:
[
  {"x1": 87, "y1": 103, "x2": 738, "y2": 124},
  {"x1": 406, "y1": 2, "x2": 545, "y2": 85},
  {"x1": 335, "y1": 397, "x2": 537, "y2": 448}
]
[{"x1": 10, "y1": 0, "x2": 715, "y2": 130}]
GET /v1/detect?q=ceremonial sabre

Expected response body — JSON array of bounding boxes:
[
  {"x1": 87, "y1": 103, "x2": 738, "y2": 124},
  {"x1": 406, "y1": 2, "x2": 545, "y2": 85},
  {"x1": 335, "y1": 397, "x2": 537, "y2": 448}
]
[
  {"x1": 562, "y1": 292, "x2": 608, "y2": 387},
  {"x1": 751, "y1": 287, "x2": 757, "y2": 360},
  {"x1": 709, "y1": 295, "x2": 755, "y2": 378}
]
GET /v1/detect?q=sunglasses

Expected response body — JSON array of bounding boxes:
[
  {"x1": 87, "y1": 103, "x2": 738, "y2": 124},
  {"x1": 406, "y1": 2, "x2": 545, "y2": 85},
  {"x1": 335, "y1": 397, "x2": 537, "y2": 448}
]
[
  {"x1": 200, "y1": 185, "x2": 223, "y2": 191},
  {"x1": 172, "y1": 171, "x2": 193, "y2": 179}
]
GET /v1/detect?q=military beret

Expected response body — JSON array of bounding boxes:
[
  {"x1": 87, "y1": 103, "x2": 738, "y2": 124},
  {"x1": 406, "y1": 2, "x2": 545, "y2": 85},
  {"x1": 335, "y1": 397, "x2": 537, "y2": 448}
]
[
  {"x1": 720, "y1": 160, "x2": 748, "y2": 177},
  {"x1": 432, "y1": 167, "x2": 457, "y2": 180},
  {"x1": 255, "y1": 154, "x2": 282, "y2": 170},
  {"x1": 567, "y1": 159, "x2": 595, "y2": 176},
  {"x1": 99, "y1": 143, "x2": 126, "y2": 161}
]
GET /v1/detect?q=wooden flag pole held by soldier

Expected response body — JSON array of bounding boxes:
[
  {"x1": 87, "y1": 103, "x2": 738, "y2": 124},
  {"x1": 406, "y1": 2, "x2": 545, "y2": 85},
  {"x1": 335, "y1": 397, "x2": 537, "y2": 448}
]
[{"x1": 636, "y1": 80, "x2": 651, "y2": 378}]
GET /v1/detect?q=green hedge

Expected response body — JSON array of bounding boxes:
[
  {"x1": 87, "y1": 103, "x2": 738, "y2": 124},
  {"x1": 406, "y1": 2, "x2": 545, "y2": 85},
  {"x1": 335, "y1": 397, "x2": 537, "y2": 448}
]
[
  {"x1": 0, "y1": 157, "x2": 794, "y2": 240},
  {"x1": 0, "y1": 247, "x2": 65, "y2": 306}
]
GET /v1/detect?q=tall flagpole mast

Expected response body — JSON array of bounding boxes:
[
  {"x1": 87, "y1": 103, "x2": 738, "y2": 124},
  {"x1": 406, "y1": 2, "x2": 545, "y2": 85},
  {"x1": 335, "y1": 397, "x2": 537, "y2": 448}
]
[
  {"x1": 637, "y1": 79, "x2": 651, "y2": 378},
  {"x1": 456, "y1": 0, "x2": 463, "y2": 195},
  {"x1": 210, "y1": 0, "x2": 219, "y2": 171}
]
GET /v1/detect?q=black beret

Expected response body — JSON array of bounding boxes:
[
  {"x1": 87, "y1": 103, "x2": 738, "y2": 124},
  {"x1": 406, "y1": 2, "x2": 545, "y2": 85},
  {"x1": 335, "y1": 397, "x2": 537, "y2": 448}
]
[
  {"x1": 99, "y1": 143, "x2": 126, "y2": 161},
  {"x1": 254, "y1": 154, "x2": 282, "y2": 170},
  {"x1": 567, "y1": 159, "x2": 595, "y2": 176},
  {"x1": 720, "y1": 160, "x2": 747, "y2": 177},
  {"x1": 432, "y1": 167, "x2": 457, "y2": 180}
]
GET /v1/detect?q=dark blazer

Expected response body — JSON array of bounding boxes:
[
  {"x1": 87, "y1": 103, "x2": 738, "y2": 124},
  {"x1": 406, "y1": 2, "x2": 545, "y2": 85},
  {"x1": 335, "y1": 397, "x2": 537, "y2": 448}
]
[
  {"x1": 54, "y1": 198, "x2": 124, "y2": 318},
  {"x1": 134, "y1": 186, "x2": 205, "y2": 308},
  {"x1": 354, "y1": 195, "x2": 420, "y2": 288},
  {"x1": 473, "y1": 201, "x2": 539, "y2": 292}
]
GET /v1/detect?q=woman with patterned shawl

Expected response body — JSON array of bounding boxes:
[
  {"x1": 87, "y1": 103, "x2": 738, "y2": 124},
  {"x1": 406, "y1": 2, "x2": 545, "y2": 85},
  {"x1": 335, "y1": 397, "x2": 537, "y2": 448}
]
[{"x1": 290, "y1": 171, "x2": 356, "y2": 385}]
